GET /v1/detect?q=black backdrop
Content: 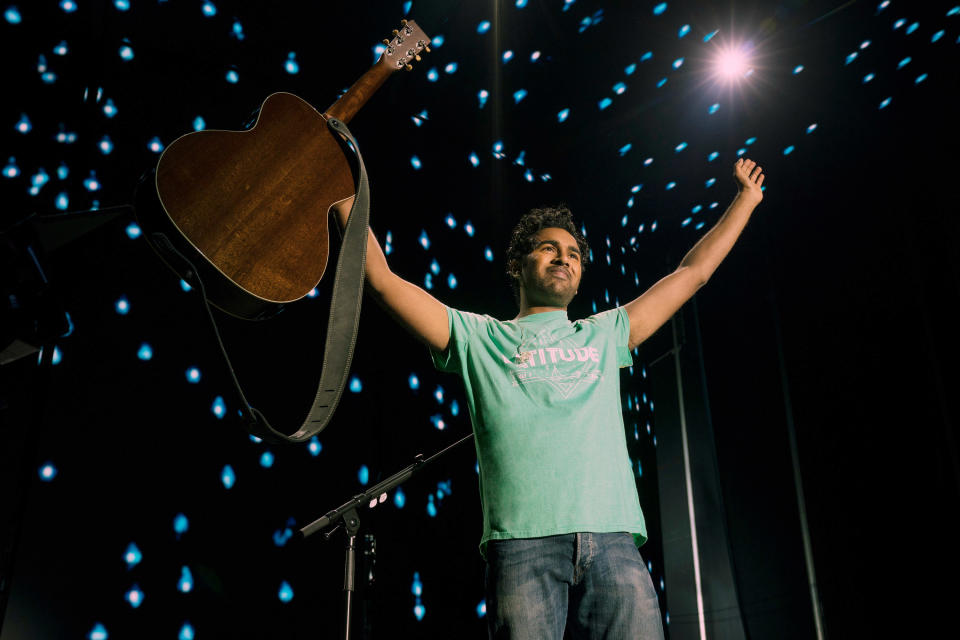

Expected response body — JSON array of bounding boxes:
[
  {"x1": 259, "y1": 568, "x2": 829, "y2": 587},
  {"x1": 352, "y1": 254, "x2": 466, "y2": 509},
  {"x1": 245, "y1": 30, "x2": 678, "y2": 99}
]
[{"x1": 2, "y1": 1, "x2": 959, "y2": 638}]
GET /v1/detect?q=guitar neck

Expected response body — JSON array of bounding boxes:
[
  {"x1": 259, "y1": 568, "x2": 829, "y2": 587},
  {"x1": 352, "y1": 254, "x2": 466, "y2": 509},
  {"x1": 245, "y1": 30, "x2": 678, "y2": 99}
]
[
  {"x1": 324, "y1": 62, "x2": 393, "y2": 124},
  {"x1": 324, "y1": 19, "x2": 431, "y2": 124}
]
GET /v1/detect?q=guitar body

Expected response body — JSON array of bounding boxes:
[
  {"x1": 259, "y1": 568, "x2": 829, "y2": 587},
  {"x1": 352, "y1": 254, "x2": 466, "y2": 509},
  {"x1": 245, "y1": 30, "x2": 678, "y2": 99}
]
[
  {"x1": 135, "y1": 21, "x2": 430, "y2": 319},
  {"x1": 136, "y1": 92, "x2": 354, "y2": 319}
]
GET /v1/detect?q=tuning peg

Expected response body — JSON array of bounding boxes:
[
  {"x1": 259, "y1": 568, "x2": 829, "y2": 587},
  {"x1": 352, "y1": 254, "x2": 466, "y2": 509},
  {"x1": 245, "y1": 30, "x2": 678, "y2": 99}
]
[
  {"x1": 424, "y1": 44, "x2": 431, "y2": 53},
  {"x1": 404, "y1": 63, "x2": 413, "y2": 71},
  {"x1": 415, "y1": 54, "x2": 421, "y2": 62},
  {"x1": 400, "y1": 19, "x2": 408, "y2": 26},
  {"x1": 383, "y1": 39, "x2": 390, "y2": 45},
  {"x1": 392, "y1": 29, "x2": 399, "y2": 35}
]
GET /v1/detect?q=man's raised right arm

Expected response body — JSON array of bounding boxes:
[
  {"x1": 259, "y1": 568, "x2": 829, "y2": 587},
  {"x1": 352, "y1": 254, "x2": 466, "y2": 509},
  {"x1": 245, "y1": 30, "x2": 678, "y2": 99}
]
[{"x1": 333, "y1": 198, "x2": 450, "y2": 352}]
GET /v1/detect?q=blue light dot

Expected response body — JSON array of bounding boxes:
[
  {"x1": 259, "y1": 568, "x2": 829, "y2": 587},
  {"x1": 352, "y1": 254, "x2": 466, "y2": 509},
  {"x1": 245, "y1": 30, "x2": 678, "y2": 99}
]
[
  {"x1": 431, "y1": 34, "x2": 444, "y2": 47},
  {"x1": 477, "y1": 599, "x2": 487, "y2": 617},
  {"x1": 260, "y1": 451, "x2": 274, "y2": 468},
  {"x1": 932, "y1": 30, "x2": 944, "y2": 43},
  {"x1": 705, "y1": 177, "x2": 716, "y2": 188},
  {"x1": 745, "y1": 136, "x2": 757, "y2": 145},
  {"x1": 806, "y1": 123, "x2": 818, "y2": 134},
  {"x1": 418, "y1": 230, "x2": 430, "y2": 249},
  {"x1": 484, "y1": 247, "x2": 494, "y2": 261},
  {"x1": 3, "y1": 157, "x2": 19, "y2": 178},
  {"x1": 178, "y1": 623, "x2": 195, "y2": 640},
  {"x1": 409, "y1": 374, "x2": 420, "y2": 389},
  {"x1": 468, "y1": 151, "x2": 480, "y2": 167},
  {"x1": 182, "y1": 367, "x2": 200, "y2": 383},
  {"x1": 15, "y1": 113, "x2": 32, "y2": 134},
  {"x1": 414, "y1": 603, "x2": 426, "y2": 620},
  {"x1": 879, "y1": 97, "x2": 891, "y2": 109},
  {"x1": 125, "y1": 223, "x2": 143, "y2": 240},
  {"x1": 285, "y1": 52, "x2": 299, "y2": 74},
  {"x1": 180, "y1": 279, "x2": 192, "y2": 292},
  {"x1": 431, "y1": 414, "x2": 445, "y2": 430},
  {"x1": 613, "y1": 82, "x2": 627, "y2": 95},
  {"x1": 783, "y1": 145, "x2": 795, "y2": 155},
  {"x1": 88, "y1": 623, "x2": 108, "y2": 640},
  {"x1": 845, "y1": 52, "x2": 858, "y2": 65},
  {"x1": 530, "y1": 50, "x2": 541, "y2": 62},
  {"x1": 656, "y1": 77, "x2": 668, "y2": 88},
  {"x1": 55, "y1": 192, "x2": 69, "y2": 210},
  {"x1": 897, "y1": 56, "x2": 911, "y2": 69},
  {"x1": 653, "y1": 2, "x2": 667, "y2": 15},
  {"x1": 477, "y1": 20, "x2": 491, "y2": 33},
  {"x1": 678, "y1": 24, "x2": 690, "y2": 38},
  {"x1": 915, "y1": 73, "x2": 927, "y2": 84},
  {"x1": 464, "y1": 221, "x2": 475, "y2": 237},
  {"x1": 125, "y1": 584, "x2": 144, "y2": 608},
  {"x1": 114, "y1": 0, "x2": 130, "y2": 10},
  {"x1": 212, "y1": 396, "x2": 226, "y2": 419},
  {"x1": 137, "y1": 343, "x2": 153, "y2": 361},
  {"x1": 736, "y1": 147, "x2": 747, "y2": 157},
  {"x1": 147, "y1": 136, "x2": 164, "y2": 153},
  {"x1": 863, "y1": 72, "x2": 875, "y2": 83},
  {"x1": 202, "y1": 1, "x2": 217, "y2": 17},
  {"x1": 221, "y1": 464, "x2": 235, "y2": 489},
  {"x1": 675, "y1": 142, "x2": 687, "y2": 152},
  {"x1": 226, "y1": 69, "x2": 239, "y2": 84},
  {"x1": 672, "y1": 57, "x2": 684, "y2": 69},
  {"x1": 358, "y1": 465, "x2": 369, "y2": 485},
  {"x1": 57, "y1": 163, "x2": 68, "y2": 180},
  {"x1": 178, "y1": 566, "x2": 193, "y2": 592},
  {"x1": 308, "y1": 436, "x2": 322, "y2": 456},
  {"x1": 278, "y1": 580, "x2": 294, "y2": 602},
  {"x1": 60, "y1": 0, "x2": 77, "y2": 13},
  {"x1": 426, "y1": 67, "x2": 438, "y2": 82},
  {"x1": 450, "y1": 399, "x2": 460, "y2": 416},
  {"x1": 5, "y1": 6, "x2": 22, "y2": 23},
  {"x1": 502, "y1": 50, "x2": 513, "y2": 63},
  {"x1": 99, "y1": 135, "x2": 114, "y2": 155},
  {"x1": 232, "y1": 19, "x2": 244, "y2": 39},
  {"x1": 119, "y1": 45, "x2": 134, "y2": 61},
  {"x1": 513, "y1": 88, "x2": 527, "y2": 103},
  {"x1": 173, "y1": 513, "x2": 189, "y2": 536},
  {"x1": 708, "y1": 103, "x2": 720, "y2": 114},
  {"x1": 39, "y1": 462, "x2": 58, "y2": 481},
  {"x1": 905, "y1": 22, "x2": 918, "y2": 35},
  {"x1": 410, "y1": 155, "x2": 421, "y2": 170},
  {"x1": 598, "y1": 97, "x2": 612, "y2": 110},
  {"x1": 666, "y1": 181, "x2": 676, "y2": 190},
  {"x1": 625, "y1": 63, "x2": 636, "y2": 75},
  {"x1": 444, "y1": 62, "x2": 458, "y2": 74},
  {"x1": 394, "y1": 487, "x2": 406, "y2": 508},
  {"x1": 349, "y1": 375, "x2": 362, "y2": 392},
  {"x1": 426, "y1": 496, "x2": 437, "y2": 517},
  {"x1": 793, "y1": 64, "x2": 804, "y2": 74},
  {"x1": 618, "y1": 143, "x2": 632, "y2": 156}
]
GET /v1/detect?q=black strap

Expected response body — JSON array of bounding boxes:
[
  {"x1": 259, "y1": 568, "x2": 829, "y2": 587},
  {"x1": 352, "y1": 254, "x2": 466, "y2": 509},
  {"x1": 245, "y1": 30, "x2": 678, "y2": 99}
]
[{"x1": 164, "y1": 117, "x2": 369, "y2": 444}]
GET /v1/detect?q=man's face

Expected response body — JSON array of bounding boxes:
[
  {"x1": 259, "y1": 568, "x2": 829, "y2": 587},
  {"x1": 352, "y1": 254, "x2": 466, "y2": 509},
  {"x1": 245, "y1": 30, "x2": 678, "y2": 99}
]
[{"x1": 516, "y1": 227, "x2": 583, "y2": 308}]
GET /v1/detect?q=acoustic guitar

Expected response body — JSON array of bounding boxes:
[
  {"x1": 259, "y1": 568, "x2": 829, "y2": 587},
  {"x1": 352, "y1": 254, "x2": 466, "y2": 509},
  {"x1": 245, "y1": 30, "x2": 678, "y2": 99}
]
[{"x1": 134, "y1": 20, "x2": 431, "y2": 320}]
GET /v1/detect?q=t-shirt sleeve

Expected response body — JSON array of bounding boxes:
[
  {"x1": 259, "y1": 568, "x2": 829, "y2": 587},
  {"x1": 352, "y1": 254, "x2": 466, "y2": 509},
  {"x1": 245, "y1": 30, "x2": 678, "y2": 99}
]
[
  {"x1": 430, "y1": 307, "x2": 486, "y2": 374},
  {"x1": 591, "y1": 307, "x2": 634, "y2": 368}
]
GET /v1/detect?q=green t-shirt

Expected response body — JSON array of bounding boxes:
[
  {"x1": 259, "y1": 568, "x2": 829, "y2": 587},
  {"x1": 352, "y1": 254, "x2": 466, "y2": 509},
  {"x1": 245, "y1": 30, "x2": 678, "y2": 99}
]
[{"x1": 431, "y1": 306, "x2": 647, "y2": 557}]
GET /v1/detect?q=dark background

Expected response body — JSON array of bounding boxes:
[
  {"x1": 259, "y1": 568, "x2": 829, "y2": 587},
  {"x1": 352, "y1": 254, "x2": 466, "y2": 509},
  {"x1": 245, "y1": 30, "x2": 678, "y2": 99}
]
[{"x1": 2, "y1": 1, "x2": 958, "y2": 638}]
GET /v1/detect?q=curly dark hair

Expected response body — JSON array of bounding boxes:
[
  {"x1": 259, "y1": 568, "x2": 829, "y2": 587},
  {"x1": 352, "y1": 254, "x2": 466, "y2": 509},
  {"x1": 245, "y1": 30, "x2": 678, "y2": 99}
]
[{"x1": 505, "y1": 205, "x2": 591, "y2": 306}]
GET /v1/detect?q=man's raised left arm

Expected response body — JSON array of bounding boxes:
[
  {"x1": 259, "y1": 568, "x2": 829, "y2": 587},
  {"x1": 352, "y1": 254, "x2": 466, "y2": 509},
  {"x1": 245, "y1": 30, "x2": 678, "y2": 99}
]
[{"x1": 623, "y1": 158, "x2": 765, "y2": 349}]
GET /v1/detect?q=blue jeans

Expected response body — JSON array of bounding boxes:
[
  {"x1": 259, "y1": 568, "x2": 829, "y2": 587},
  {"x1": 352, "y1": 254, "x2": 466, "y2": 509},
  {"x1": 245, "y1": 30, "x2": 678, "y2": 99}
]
[{"x1": 485, "y1": 532, "x2": 665, "y2": 640}]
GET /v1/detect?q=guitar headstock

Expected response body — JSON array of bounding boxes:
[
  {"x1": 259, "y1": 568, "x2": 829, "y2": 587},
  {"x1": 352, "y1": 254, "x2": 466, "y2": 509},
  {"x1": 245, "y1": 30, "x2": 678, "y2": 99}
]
[{"x1": 378, "y1": 19, "x2": 431, "y2": 71}]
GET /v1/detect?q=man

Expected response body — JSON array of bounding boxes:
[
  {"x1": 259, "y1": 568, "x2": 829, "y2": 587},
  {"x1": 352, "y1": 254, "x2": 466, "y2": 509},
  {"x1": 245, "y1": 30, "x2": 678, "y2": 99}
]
[{"x1": 334, "y1": 158, "x2": 765, "y2": 638}]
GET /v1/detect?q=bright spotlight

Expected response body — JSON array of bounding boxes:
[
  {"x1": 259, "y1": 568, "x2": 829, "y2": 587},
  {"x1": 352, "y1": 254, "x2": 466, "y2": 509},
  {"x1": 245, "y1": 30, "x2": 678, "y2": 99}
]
[{"x1": 715, "y1": 46, "x2": 750, "y2": 80}]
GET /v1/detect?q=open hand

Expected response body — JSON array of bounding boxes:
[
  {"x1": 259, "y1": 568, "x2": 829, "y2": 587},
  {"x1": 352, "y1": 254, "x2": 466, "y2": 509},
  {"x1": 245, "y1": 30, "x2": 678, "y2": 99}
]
[{"x1": 734, "y1": 158, "x2": 764, "y2": 202}]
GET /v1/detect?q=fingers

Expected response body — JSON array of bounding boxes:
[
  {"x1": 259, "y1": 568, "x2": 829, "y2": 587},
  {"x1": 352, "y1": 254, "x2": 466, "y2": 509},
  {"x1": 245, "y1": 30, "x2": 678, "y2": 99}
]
[{"x1": 736, "y1": 158, "x2": 763, "y2": 183}]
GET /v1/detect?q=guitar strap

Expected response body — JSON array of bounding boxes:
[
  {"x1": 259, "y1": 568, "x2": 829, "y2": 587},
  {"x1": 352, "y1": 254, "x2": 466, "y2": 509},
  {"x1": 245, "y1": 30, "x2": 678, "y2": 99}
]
[{"x1": 157, "y1": 117, "x2": 369, "y2": 444}]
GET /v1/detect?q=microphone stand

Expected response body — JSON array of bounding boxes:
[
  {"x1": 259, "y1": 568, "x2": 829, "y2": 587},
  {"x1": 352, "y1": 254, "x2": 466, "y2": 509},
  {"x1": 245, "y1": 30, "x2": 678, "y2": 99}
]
[{"x1": 299, "y1": 432, "x2": 474, "y2": 640}]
